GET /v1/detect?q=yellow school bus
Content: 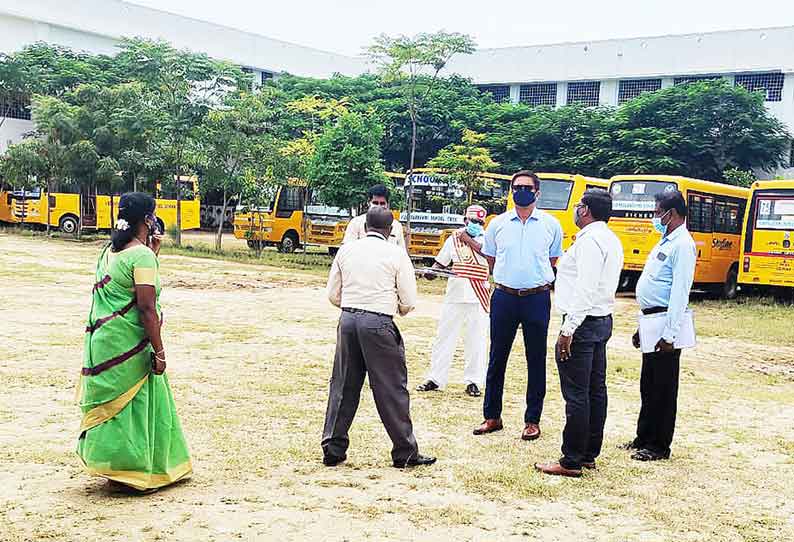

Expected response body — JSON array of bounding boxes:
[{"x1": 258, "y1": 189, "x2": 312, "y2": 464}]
[
  {"x1": 0, "y1": 178, "x2": 200, "y2": 233},
  {"x1": 739, "y1": 180, "x2": 794, "y2": 289},
  {"x1": 233, "y1": 180, "x2": 352, "y2": 253},
  {"x1": 507, "y1": 173, "x2": 609, "y2": 250},
  {"x1": 609, "y1": 175, "x2": 749, "y2": 298}
]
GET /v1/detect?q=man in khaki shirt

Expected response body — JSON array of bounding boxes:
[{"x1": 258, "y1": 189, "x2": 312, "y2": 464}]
[
  {"x1": 342, "y1": 184, "x2": 405, "y2": 248},
  {"x1": 323, "y1": 206, "x2": 436, "y2": 469}
]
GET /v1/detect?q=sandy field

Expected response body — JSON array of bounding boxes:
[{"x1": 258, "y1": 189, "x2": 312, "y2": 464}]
[{"x1": 0, "y1": 231, "x2": 793, "y2": 542}]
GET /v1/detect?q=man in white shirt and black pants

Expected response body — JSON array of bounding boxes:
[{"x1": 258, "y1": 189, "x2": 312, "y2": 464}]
[
  {"x1": 535, "y1": 189, "x2": 624, "y2": 478},
  {"x1": 323, "y1": 206, "x2": 436, "y2": 469}
]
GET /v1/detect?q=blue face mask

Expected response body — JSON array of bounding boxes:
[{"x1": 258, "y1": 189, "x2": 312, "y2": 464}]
[
  {"x1": 466, "y1": 222, "x2": 483, "y2": 237},
  {"x1": 513, "y1": 187, "x2": 537, "y2": 207},
  {"x1": 652, "y1": 210, "x2": 671, "y2": 236}
]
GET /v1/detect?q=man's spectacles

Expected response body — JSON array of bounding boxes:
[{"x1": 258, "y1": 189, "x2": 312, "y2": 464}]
[
  {"x1": 513, "y1": 185, "x2": 536, "y2": 192},
  {"x1": 469, "y1": 218, "x2": 485, "y2": 225},
  {"x1": 370, "y1": 201, "x2": 388, "y2": 207}
]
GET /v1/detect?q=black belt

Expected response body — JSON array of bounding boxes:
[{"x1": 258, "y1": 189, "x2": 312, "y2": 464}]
[
  {"x1": 342, "y1": 307, "x2": 392, "y2": 318},
  {"x1": 495, "y1": 283, "x2": 551, "y2": 296},
  {"x1": 642, "y1": 306, "x2": 668, "y2": 315},
  {"x1": 562, "y1": 314, "x2": 612, "y2": 321}
]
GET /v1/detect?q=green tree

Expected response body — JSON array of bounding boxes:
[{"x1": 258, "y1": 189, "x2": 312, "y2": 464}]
[
  {"x1": 308, "y1": 111, "x2": 387, "y2": 210},
  {"x1": 194, "y1": 92, "x2": 284, "y2": 251},
  {"x1": 367, "y1": 32, "x2": 476, "y2": 236},
  {"x1": 427, "y1": 129, "x2": 499, "y2": 204},
  {"x1": 113, "y1": 38, "x2": 246, "y2": 245}
]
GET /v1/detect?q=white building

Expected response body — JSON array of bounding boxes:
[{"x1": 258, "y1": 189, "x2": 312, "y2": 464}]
[{"x1": 1, "y1": 0, "x2": 793, "y2": 177}]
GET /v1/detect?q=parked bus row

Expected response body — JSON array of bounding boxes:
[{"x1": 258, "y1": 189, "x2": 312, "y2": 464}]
[
  {"x1": 232, "y1": 172, "x2": 793, "y2": 297},
  {"x1": 0, "y1": 177, "x2": 201, "y2": 233}
]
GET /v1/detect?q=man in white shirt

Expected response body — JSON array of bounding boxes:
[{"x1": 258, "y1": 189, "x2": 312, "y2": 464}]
[
  {"x1": 535, "y1": 189, "x2": 624, "y2": 478},
  {"x1": 416, "y1": 205, "x2": 490, "y2": 397},
  {"x1": 323, "y1": 206, "x2": 436, "y2": 469},
  {"x1": 342, "y1": 184, "x2": 405, "y2": 247}
]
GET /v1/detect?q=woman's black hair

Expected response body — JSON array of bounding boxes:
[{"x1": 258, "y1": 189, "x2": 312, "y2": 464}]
[{"x1": 111, "y1": 192, "x2": 156, "y2": 252}]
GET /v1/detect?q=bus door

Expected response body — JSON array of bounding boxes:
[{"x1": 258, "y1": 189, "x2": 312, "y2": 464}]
[
  {"x1": 273, "y1": 185, "x2": 305, "y2": 250},
  {"x1": 742, "y1": 188, "x2": 794, "y2": 287},
  {"x1": 687, "y1": 192, "x2": 714, "y2": 282},
  {"x1": 81, "y1": 187, "x2": 98, "y2": 228},
  {"x1": 711, "y1": 196, "x2": 745, "y2": 284}
]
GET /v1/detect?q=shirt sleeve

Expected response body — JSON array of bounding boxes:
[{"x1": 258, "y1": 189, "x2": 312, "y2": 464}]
[
  {"x1": 549, "y1": 218, "x2": 563, "y2": 259},
  {"x1": 662, "y1": 240, "x2": 696, "y2": 342},
  {"x1": 482, "y1": 219, "x2": 498, "y2": 257},
  {"x1": 326, "y1": 253, "x2": 343, "y2": 308},
  {"x1": 393, "y1": 220, "x2": 406, "y2": 248},
  {"x1": 435, "y1": 236, "x2": 454, "y2": 266},
  {"x1": 560, "y1": 237, "x2": 604, "y2": 336},
  {"x1": 342, "y1": 216, "x2": 360, "y2": 245},
  {"x1": 396, "y1": 251, "x2": 418, "y2": 316},
  {"x1": 131, "y1": 247, "x2": 158, "y2": 286}
]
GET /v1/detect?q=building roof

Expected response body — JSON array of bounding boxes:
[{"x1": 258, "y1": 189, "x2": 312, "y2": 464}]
[
  {"x1": 0, "y1": 0, "x2": 367, "y2": 78},
  {"x1": 2, "y1": 2, "x2": 793, "y2": 84},
  {"x1": 444, "y1": 26, "x2": 794, "y2": 84}
]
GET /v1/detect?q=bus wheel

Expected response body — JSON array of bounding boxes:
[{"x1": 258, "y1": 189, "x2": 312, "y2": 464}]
[
  {"x1": 617, "y1": 272, "x2": 637, "y2": 293},
  {"x1": 328, "y1": 247, "x2": 339, "y2": 256},
  {"x1": 279, "y1": 232, "x2": 299, "y2": 253},
  {"x1": 59, "y1": 215, "x2": 78, "y2": 235},
  {"x1": 721, "y1": 266, "x2": 739, "y2": 300}
]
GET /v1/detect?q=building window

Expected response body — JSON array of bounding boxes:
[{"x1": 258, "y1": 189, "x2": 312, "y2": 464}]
[
  {"x1": 519, "y1": 83, "x2": 557, "y2": 106},
  {"x1": 261, "y1": 71, "x2": 274, "y2": 85},
  {"x1": 735, "y1": 72, "x2": 785, "y2": 102},
  {"x1": 566, "y1": 81, "x2": 600, "y2": 106},
  {"x1": 617, "y1": 79, "x2": 662, "y2": 104},
  {"x1": 0, "y1": 92, "x2": 31, "y2": 120},
  {"x1": 674, "y1": 75, "x2": 721, "y2": 85},
  {"x1": 478, "y1": 85, "x2": 510, "y2": 103}
]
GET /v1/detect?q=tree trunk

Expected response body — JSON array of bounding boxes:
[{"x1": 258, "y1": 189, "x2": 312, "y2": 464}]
[
  {"x1": 175, "y1": 164, "x2": 182, "y2": 247},
  {"x1": 405, "y1": 111, "x2": 418, "y2": 251},
  {"x1": 215, "y1": 188, "x2": 227, "y2": 252},
  {"x1": 133, "y1": 172, "x2": 138, "y2": 193}
]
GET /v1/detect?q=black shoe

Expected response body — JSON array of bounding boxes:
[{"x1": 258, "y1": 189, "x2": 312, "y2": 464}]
[
  {"x1": 618, "y1": 439, "x2": 641, "y2": 450},
  {"x1": 323, "y1": 454, "x2": 346, "y2": 467},
  {"x1": 631, "y1": 448, "x2": 670, "y2": 462},
  {"x1": 465, "y1": 383, "x2": 481, "y2": 397},
  {"x1": 416, "y1": 380, "x2": 439, "y2": 392},
  {"x1": 393, "y1": 454, "x2": 437, "y2": 468}
]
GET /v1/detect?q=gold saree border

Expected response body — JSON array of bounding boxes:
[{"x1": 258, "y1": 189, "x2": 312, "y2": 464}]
[
  {"x1": 85, "y1": 460, "x2": 193, "y2": 491},
  {"x1": 79, "y1": 374, "x2": 149, "y2": 433}
]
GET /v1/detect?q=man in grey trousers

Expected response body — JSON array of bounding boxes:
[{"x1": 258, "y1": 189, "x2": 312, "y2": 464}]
[{"x1": 322, "y1": 206, "x2": 436, "y2": 469}]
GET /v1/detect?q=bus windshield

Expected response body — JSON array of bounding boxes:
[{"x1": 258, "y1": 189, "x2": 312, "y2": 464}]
[
  {"x1": 305, "y1": 190, "x2": 351, "y2": 218},
  {"x1": 755, "y1": 194, "x2": 794, "y2": 230},
  {"x1": 610, "y1": 180, "x2": 678, "y2": 217},
  {"x1": 537, "y1": 178, "x2": 574, "y2": 210}
]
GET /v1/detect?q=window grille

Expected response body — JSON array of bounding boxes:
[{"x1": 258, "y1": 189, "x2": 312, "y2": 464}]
[
  {"x1": 518, "y1": 83, "x2": 557, "y2": 106},
  {"x1": 478, "y1": 85, "x2": 511, "y2": 103},
  {"x1": 617, "y1": 79, "x2": 662, "y2": 104},
  {"x1": 0, "y1": 92, "x2": 31, "y2": 120},
  {"x1": 261, "y1": 71, "x2": 274, "y2": 85},
  {"x1": 566, "y1": 81, "x2": 600, "y2": 106},
  {"x1": 735, "y1": 72, "x2": 784, "y2": 102}
]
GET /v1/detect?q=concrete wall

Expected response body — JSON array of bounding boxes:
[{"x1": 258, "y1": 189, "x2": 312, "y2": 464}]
[{"x1": 0, "y1": 118, "x2": 35, "y2": 154}]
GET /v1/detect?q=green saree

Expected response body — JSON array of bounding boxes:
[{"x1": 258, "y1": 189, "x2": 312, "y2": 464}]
[{"x1": 77, "y1": 243, "x2": 191, "y2": 491}]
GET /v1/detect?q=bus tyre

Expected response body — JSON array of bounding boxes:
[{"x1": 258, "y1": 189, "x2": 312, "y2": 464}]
[
  {"x1": 328, "y1": 247, "x2": 339, "y2": 256},
  {"x1": 279, "y1": 232, "x2": 299, "y2": 253},
  {"x1": 59, "y1": 215, "x2": 78, "y2": 235},
  {"x1": 722, "y1": 266, "x2": 739, "y2": 300}
]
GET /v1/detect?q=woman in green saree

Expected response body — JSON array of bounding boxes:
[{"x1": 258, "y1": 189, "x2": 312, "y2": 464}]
[{"x1": 77, "y1": 192, "x2": 191, "y2": 492}]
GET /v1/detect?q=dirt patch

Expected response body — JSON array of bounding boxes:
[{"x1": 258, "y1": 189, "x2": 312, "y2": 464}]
[{"x1": 1, "y1": 232, "x2": 793, "y2": 542}]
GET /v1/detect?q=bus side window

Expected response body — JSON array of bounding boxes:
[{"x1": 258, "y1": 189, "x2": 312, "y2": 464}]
[
  {"x1": 688, "y1": 194, "x2": 713, "y2": 233},
  {"x1": 276, "y1": 186, "x2": 304, "y2": 218},
  {"x1": 714, "y1": 198, "x2": 744, "y2": 235}
]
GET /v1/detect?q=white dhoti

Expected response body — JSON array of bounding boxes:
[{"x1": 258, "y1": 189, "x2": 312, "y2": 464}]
[{"x1": 426, "y1": 302, "x2": 488, "y2": 388}]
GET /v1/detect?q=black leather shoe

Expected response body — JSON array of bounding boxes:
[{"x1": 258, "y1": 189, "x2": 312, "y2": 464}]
[
  {"x1": 465, "y1": 383, "x2": 481, "y2": 397},
  {"x1": 631, "y1": 448, "x2": 670, "y2": 462},
  {"x1": 323, "y1": 454, "x2": 346, "y2": 467},
  {"x1": 416, "y1": 380, "x2": 439, "y2": 392},
  {"x1": 393, "y1": 454, "x2": 437, "y2": 468}
]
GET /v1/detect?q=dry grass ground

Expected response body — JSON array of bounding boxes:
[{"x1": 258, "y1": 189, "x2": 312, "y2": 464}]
[{"x1": 0, "y1": 230, "x2": 793, "y2": 542}]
